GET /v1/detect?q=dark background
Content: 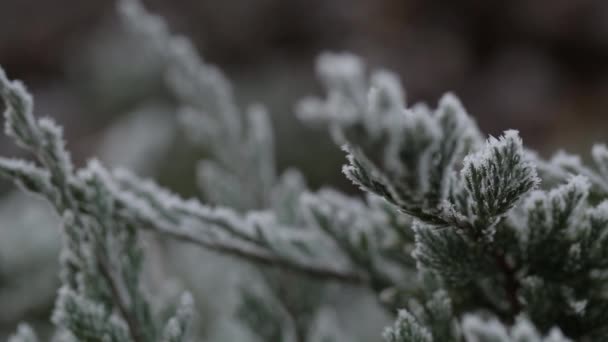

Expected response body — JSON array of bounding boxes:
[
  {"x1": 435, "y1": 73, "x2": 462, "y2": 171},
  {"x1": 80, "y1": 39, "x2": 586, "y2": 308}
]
[{"x1": 2, "y1": 0, "x2": 608, "y2": 188}]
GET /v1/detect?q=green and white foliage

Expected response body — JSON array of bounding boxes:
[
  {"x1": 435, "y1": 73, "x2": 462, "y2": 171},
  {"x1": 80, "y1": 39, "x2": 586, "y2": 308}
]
[
  {"x1": 383, "y1": 286, "x2": 455, "y2": 342},
  {"x1": 119, "y1": 2, "x2": 406, "y2": 341},
  {"x1": 0, "y1": 64, "x2": 335, "y2": 341},
  {"x1": 0, "y1": 67, "x2": 194, "y2": 342},
  {"x1": 301, "y1": 52, "x2": 608, "y2": 340},
  {"x1": 299, "y1": 189, "x2": 417, "y2": 296},
  {"x1": 461, "y1": 315, "x2": 570, "y2": 342},
  {"x1": 119, "y1": 0, "x2": 274, "y2": 212},
  {"x1": 0, "y1": 4, "x2": 369, "y2": 341},
  {"x1": 7, "y1": 324, "x2": 39, "y2": 342},
  {"x1": 119, "y1": 2, "x2": 331, "y2": 340},
  {"x1": 298, "y1": 53, "x2": 486, "y2": 225},
  {"x1": 3, "y1": 1, "x2": 608, "y2": 341},
  {"x1": 535, "y1": 145, "x2": 608, "y2": 198},
  {"x1": 383, "y1": 309, "x2": 432, "y2": 342}
]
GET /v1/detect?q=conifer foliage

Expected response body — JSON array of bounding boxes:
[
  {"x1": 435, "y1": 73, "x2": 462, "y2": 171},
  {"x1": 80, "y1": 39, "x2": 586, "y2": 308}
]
[{"x1": 1, "y1": 1, "x2": 608, "y2": 341}]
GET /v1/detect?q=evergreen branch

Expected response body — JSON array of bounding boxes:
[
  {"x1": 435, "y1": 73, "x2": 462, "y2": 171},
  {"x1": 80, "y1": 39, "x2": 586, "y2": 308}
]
[
  {"x1": 7, "y1": 324, "x2": 38, "y2": 342},
  {"x1": 462, "y1": 315, "x2": 571, "y2": 342},
  {"x1": 97, "y1": 256, "x2": 146, "y2": 342},
  {"x1": 2, "y1": 1, "x2": 608, "y2": 339},
  {"x1": 0, "y1": 66, "x2": 365, "y2": 287}
]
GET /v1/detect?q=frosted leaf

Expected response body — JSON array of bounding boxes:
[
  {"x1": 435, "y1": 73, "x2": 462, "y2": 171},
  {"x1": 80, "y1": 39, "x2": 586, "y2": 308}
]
[
  {"x1": 0, "y1": 67, "x2": 37, "y2": 147},
  {"x1": 342, "y1": 145, "x2": 412, "y2": 217},
  {"x1": 120, "y1": 0, "x2": 243, "y2": 143},
  {"x1": 422, "y1": 290, "x2": 454, "y2": 340},
  {"x1": 295, "y1": 96, "x2": 331, "y2": 125},
  {"x1": 0, "y1": 68, "x2": 160, "y2": 342},
  {"x1": 316, "y1": 52, "x2": 366, "y2": 95},
  {"x1": 271, "y1": 168, "x2": 308, "y2": 225},
  {"x1": 162, "y1": 292, "x2": 195, "y2": 342},
  {"x1": 53, "y1": 287, "x2": 131, "y2": 342},
  {"x1": 338, "y1": 84, "x2": 483, "y2": 227},
  {"x1": 462, "y1": 315, "x2": 571, "y2": 342},
  {"x1": 455, "y1": 130, "x2": 540, "y2": 234},
  {"x1": 523, "y1": 176, "x2": 589, "y2": 244},
  {"x1": 298, "y1": 188, "x2": 415, "y2": 289},
  {"x1": 412, "y1": 221, "x2": 490, "y2": 285},
  {"x1": 307, "y1": 308, "x2": 354, "y2": 342},
  {"x1": 118, "y1": 0, "x2": 170, "y2": 52},
  {"x1": 366, "y1": 69, "x2": 405, "y2": 138},
  {"x1": 369, "y1": 70, "x2": 405, "y2": 112},
  {"x1": 5, "y1": 1, "x2": 608, "y2": 340},
  {"x1": 297, "y1": 52, "x2": 375, "y2": 134},
  {"x1": 383, "y1": 309, "x2": 433, "y2": 342},
  {"x1": 7, "y1": 324, "x2": 38, "y2": 342},
  {"x1": 0, "y1": 158, "x2": 57, "y2": 201},
  {"x1": 177, "y1": 107, "x2": 221, "y2": 146},
  {"x1": 37, "y1": 117, "x2": 74, "y2": 177},
  {"x1": 462, "y1": 315, "x2": 509, "y2": 342},
  {"x1": 550, "y1": 151, "x2": 583, "y2": 171},
  {"x1": 462, "y1": 315, "x2": 511, "y2": 342},
  {"x1": 243, "y1": 104, "x2": 276, "y2": 200},
  {"x1": 110, "y1": 167, "x2": 359, "y2": 281},
  {"x1": 592, "y1": 144, "x2": 608, "y2": 179},
  {"x1": 197, "y1": 160, "x2": 259, "y2": 210},
  {"x1": 588, "y1": 200, "x2": 608, "y2": 224},
  {"x1": 382, "y1": 108, "x2": 441, "y2": 186},
  {"x1": 537, "y1": 148, "x2": 608, "y2": 195}
]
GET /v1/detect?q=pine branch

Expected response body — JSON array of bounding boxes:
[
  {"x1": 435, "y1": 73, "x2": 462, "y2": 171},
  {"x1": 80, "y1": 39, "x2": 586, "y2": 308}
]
[
  {"x1": 7, "y1": 324, "x2": 38, "y2": 342},
  {"x1": 3, "y1": 1, "x2": 608, "y2": 340},
  {"x1": 0, "y1": 66, "x2": 365, "y2": 288},
  {"x1": 383, "y1": 310, "x2": 432, "y2": 342},
  {"x1": 462, "y1": 315, "x2": 571, "y2": 342},
  {"x1": 97, "y1": 256, "x2": 146, "y2": 342}
]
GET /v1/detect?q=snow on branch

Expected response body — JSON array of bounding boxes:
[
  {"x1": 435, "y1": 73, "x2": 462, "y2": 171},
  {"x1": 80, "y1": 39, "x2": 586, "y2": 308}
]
[
  {"x1": 449, "y1": 130, "x2": 540, "y2": 235},
  {"x1": 0, "y1": 66, "x2": 363, "y2": 285},
  {"x1": 462, "y1": 315, "x2": 570, "y2": 342},
  {"x1": 119, "y1": 0, "x2": 275, "y2": 211},
  {"x1": 7, "y1": 324, "x2": 39, "y2": 342},
  {"x1": 383, "y1": 309, "x2": 432, "y2": 342},
  {"x1": 0, "y1": 64, "x2": 364, "y2": 341}
]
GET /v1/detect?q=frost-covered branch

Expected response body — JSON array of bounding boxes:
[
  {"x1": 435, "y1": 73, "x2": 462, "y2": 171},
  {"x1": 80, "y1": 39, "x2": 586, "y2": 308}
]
[
  {"x1": 7, "y1": 324, "x2": 38, "y2": 342},
  {"x1": 461, "y1": 315, "x2": 571, "y2": 342},
  {"x1": 0, "y1": 64, "x2": 363, "y2": 341},
  {"x1": 301, "y1": 52, "x2": 608, "y2": 340},
  {"x1": 0, "y1": 66, "x2": 363, "y2": 286},
  {"x1": 0, "y1": 66, "x2": 195, "y2": 342},
  {"x1": 119, "y1": 0, "x2": 275, "y2": 211},
  {"x1": 118, "y1": 2, "x2": 422, "y2": 340},
  {"x1": 3, "y1": 2, "x2": 608, "y2": 340}
]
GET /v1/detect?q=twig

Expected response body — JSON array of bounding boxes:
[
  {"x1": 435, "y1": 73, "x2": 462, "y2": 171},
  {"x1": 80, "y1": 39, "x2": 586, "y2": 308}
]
[
  {"x1": 149, "y1": 224, "x2": 368, "y2": 284},
  {"x1": 97, "y1": 257, "x2": 146, "y2": 342}
]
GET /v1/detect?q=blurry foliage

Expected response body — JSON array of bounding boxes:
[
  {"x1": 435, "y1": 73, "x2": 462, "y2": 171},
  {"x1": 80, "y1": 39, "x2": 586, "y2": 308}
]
[{"x1": 1, "y1": 0, "x2": 608, "y2": 340}]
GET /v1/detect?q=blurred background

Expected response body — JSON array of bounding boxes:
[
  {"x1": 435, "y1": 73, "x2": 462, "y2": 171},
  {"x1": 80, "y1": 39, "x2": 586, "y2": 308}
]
[
  {"x1": 2, "y1": 0, "x2": 608, "y2": 180},
  {"x1": 1, "y1": 0, "x2": 608, "y2": 339}
]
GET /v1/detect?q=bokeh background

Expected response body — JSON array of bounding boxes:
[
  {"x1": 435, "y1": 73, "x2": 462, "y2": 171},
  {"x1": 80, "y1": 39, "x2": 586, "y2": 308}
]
[
  {"x1": 3, "y1": 0, "x2": 608, "y2": 180},
  {"x1": 1, "y1": 0, "x2": 608, "y2": 339}
]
